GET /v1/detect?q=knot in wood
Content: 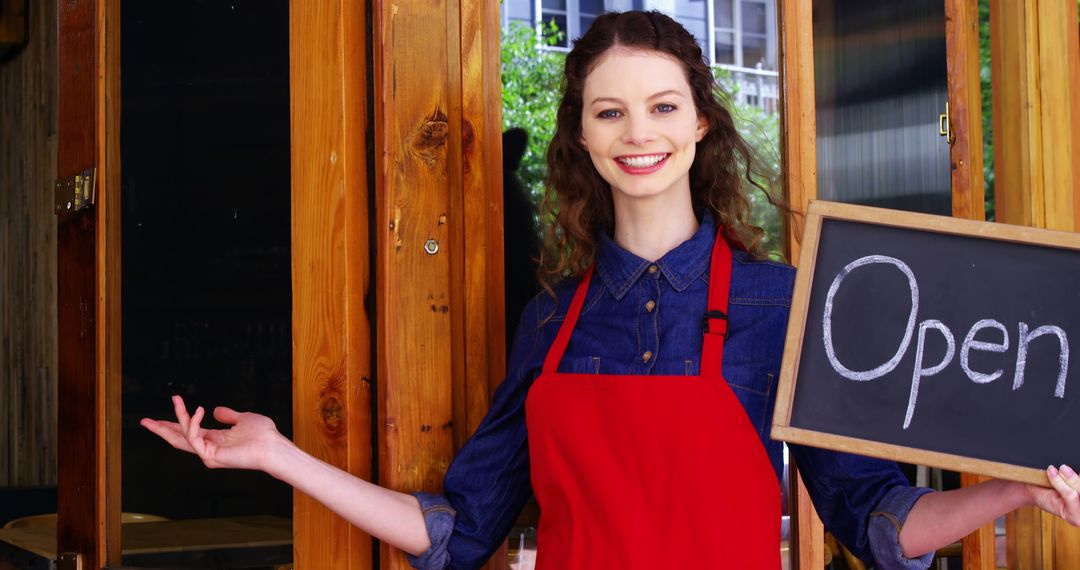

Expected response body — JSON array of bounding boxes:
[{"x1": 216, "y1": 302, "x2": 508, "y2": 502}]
[
  {"x1": 320, "y1": 395, "x2": 346, "y2": 437},
  {"x1": 411, "y1": 107, "x2": 449, "y2": 165}
]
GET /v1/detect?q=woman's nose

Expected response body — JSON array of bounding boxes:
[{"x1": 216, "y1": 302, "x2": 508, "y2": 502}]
[{"x1": 621, "y1": 114, "x2": 655, "y2": 145}]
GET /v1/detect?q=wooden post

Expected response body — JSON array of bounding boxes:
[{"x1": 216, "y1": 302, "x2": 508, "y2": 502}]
[
  {"x1": 373, "y1": 0, "x2": 505, "y2": 568},
  {"x1": 777, "y1": 1, "x2": 825, "y2": 569},
  {"x1": 289, "y1": 0, "x2": 374, "y2": 568},
  {"x1": 56, "y1": 0, "x2": 121, "y2": 566},
  {"x1": 990, "y1": 0, "x2": 1080, "y2": 567},
  {"x1": 946, "y1": 0, "x2": 986, "y2": 222},
  {"x1": 944, "y1": 1, "x2": 994, "y2": 569}
]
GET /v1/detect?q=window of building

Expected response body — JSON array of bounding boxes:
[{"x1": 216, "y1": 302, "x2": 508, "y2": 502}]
[{"x1": 712, "y1": 0, "x2": 772, "y2": 69}]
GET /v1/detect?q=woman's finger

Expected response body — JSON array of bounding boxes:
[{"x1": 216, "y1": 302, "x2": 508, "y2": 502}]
[
  {"x1": 140, "y1": 418, "x2": 195, "y2": 453},
  {"x1": 213, "y1": 406, "x2": 241, "y2": 426},
  {"x1": 186, "y1": 406, "x2": 206, "y2": 456},
  {"x1": 1055, "y1": 465, "x2": 1080, "y2": 525},
  {"x1": 1057, "y1": 465, "x2": 1080, "y2": 494},
  {"x1": 173, "y1": 395, "x2": 192, "y2": 434},
  {"x1": 1047, "y1": 466, "x2": 1080, "y2": 523}
]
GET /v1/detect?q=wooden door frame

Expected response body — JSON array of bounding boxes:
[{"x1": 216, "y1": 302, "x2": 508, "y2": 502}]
[
  {"x1": 56, "y1": 0, "x2": 121, "y2": 567},
  {"x1": 777, "y1": 0, "x2": 990, "y2": 567},
  {"x1": 290, "y1": 0, "x2": 505, "y2": 568}
]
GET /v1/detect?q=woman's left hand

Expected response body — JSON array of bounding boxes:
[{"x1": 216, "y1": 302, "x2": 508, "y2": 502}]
[{"x1": 1029, "y1": 465, "x2": 1080, "y2": 526}]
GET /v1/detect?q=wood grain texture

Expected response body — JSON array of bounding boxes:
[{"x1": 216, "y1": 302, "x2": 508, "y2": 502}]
[
  {"x1": 991, "y1": 0, "x2": 1080, "y2": 565},
  {"x1": 945, "y1": 3, "x2": 990, "y2": 564},
  {"x1": 374, "y1": 0, "x2": 456, "y2": 568},
  {"x1": 989, "y1": 0, "x2": 1035, "y2": 228},
  {"x1": 373, "y1": 0, "x2": 506, "y2": 567},
  {"x1": 960, "y1": 473, "x2": 995, "y2": 570},
  {"x1": 945, "y1": 0, "x2": 986, "y2": 222},
  {"x1": 459, "y1": 2, "x2": 507, "y2": 567},
  {"x1": 1034, "y1": 0, "x2": 1076, "y2": 232},
  {"x1": 778, "y1": 0, "x2": 816, "y2": 264},
  {"x1": 0, "y1": 0, "x2": 59, "y2": 489},
  {"x1": 777, "y1": 2, "x2": 824, "y2": 568},
  {"x1": 97, "y1": 0, "x2": 121, "y2": 564},
  {"x1": 57, "y1": 0, "x2": 113, "y2": 566},
  {"x1": 289, "y1": 0, "x2": 373, "y2": 568}
]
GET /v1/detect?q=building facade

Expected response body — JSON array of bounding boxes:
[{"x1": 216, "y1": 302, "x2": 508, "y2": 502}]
[{"x1": 502, "y1": 0, "x2": 779, "y2": 112}]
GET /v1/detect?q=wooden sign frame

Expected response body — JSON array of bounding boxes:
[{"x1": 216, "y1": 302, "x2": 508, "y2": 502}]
[{"x1": 772, "y1": 200, "x2": 1080, "y2": 488}]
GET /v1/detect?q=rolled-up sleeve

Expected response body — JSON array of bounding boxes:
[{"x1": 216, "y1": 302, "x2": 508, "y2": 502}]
[
  {"x1": 407, "y1": 493, "x2": 457, "y2": 570},
  {"x1": 867, "y1": 485, "x2": 935, "y2": 569},
  {"x1": 790, "y1": 444, "x2": 935, "y2": 569}
]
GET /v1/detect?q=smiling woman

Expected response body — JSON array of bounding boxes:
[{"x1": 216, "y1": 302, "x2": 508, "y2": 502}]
[{"x1": 139, "y1": 10, "x2": 1080, "y2": 570}]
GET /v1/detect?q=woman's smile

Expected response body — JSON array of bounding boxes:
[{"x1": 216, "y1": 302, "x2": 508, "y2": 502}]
[{"x1": 614, "y1": 152, "x2": 671, "y2": 173}]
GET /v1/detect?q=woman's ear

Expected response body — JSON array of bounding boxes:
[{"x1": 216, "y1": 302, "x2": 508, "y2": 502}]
[{"x1": 695, "y1": 116, "x2": 709, "y2": 142}]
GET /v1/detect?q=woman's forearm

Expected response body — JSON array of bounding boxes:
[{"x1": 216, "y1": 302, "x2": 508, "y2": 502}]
[
  {"x1": 898, "y1": 478, "x2": 1032, "y2": 558},
  {"x1": 261, "y1": 434, "x2": 433, "y2": 556}
]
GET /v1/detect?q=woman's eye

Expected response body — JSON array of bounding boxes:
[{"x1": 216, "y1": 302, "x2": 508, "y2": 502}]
[
  {"x1": 655, "y1": 103, "x2": 676, "y2": 113},
  {"x1": 597, "y1": 109, "x2": 621, "y2": 119}
]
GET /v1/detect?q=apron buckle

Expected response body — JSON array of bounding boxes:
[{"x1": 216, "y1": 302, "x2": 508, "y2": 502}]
[{"x1": 702, "y1": 310, "x2": 728, "y2": 337}]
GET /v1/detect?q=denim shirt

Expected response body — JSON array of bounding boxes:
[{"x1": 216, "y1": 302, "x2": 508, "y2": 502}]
[{"x1": 409, "y1": 214, "x2": 934, "y2": 570}]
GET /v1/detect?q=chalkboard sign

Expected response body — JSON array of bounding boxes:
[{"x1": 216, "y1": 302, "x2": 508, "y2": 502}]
[{"x1": 772, "y1": 201, "x2": 1080, "y2": 486}]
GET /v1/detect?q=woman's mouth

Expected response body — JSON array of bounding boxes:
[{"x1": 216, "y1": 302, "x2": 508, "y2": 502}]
[{"x1": 615, "y1": 153, "x2": 670, "y2": 174}]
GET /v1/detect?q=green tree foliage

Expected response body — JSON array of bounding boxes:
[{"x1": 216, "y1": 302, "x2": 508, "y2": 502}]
[
  {"x1": 501, "y1": 21, "x2": 565, "y2": 207},
  {"x1": 501, "y1": 21, "x2": 784, "y2": 257}
]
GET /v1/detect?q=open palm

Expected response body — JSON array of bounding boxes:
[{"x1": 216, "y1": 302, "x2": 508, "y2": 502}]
[{"x1": 140, "y1": 395, "x2": 282, "y2": 471}]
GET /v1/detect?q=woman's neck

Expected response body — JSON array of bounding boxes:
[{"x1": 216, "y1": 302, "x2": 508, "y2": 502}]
[{"x1": 611, "y1": 192, "x2": 699, "y2": 262}]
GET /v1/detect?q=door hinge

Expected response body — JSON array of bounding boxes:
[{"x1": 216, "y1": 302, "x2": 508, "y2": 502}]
[{"x1": 55, "y1": 168, "x2": 96, "y2": 214}]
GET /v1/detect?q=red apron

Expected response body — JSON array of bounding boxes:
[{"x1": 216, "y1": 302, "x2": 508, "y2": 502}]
[{"x1": 525, "y1": 231, "x2": 780, "y2": 569}]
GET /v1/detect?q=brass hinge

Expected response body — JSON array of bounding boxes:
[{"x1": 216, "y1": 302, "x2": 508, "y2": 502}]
[
  {"x1": 55, "y1": 168, "x2": 96, "y2": 214},
  {"x1": 938, "y1": 102, "x2": 955, "y2": 144}
]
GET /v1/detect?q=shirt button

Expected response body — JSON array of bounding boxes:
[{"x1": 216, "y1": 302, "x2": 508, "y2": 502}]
[
  {"x1": 647, "y1": 264, "x2": 658, "y2": 274},
  {"x1": 642, "y1": 351, "x2": 653, "y2": 363},
  {"x1": 645, "y1": 300, "x2": 656, "y2": 312}
]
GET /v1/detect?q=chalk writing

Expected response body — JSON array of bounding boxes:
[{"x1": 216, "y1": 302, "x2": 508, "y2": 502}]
[{"x1": 822, "y1": 255, "x2": 1071, "y2": 429}]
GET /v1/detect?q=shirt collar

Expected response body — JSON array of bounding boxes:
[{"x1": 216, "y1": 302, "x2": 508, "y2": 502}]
[{"x1": 594, "y1": 212, "x2": 716, "y2": 300}]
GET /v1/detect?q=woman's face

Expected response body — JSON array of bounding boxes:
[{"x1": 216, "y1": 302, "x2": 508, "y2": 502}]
[{"x1": 579, "y1": 48, "x2": 707, "y2": 208}]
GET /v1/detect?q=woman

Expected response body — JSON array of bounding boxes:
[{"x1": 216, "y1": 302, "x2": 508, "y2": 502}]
[{"x1": 143, "y1": 11, "x2": 1080, "y2": 569}]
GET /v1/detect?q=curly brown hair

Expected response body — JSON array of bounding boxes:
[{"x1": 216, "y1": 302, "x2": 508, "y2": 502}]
[{"x1": 539, "y1": 10, "x2": 788, "y2": 289}]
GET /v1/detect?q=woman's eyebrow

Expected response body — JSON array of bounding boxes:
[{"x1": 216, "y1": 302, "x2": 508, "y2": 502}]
[{"x1": 588, "y1": 90, "x2": 687, "y2": 107}]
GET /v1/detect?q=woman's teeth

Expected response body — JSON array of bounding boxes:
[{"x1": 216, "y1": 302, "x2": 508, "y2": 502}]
[{"x1": 617, "y1": 154, "x2": 667, "y2": 168}]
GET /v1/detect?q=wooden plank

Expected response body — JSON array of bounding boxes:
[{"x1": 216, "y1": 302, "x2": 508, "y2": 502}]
[
  {"x1": 374, "y1": 0, "x2": 457, "y2": 568},
  {"x1": 373, "y1": 1, "x2": 507, "y2": 568},
  {"x1": 0, "y1": 0, "x2": 59, "y2": 489},
  {"x1": 1034, "y1": 0, "x2": 1075, "y2": 233},
  {"x1": 960, "y1": 473, "x2": 995, "y2": 570},
  {"x1": 777, "y1": 1, "x2": 824, "y2": 568},
  {"x1": 777, "y1": 0, "x2": 817, "y2": 263},
  {"x1": 288, "y1": 0, "x2": 373, "y2": 568},
  {"x1": 1071, "y1": 0, "x2": 1080, "y2": 230},
  {"x1": 944, "y1": 2, "x2": 992, "y2": 565},
  {"x1": 98, "y1": 0, "x2": 121, "y2": 564},
  {"x1": 945, "y1": 0, "x2": 986, "y2": 222},
  {"x1": 56, "y1": 0, "x2": 112, "y2": 566},
  {"x1": 458, "y1": 1, "x2": 507, "y2": 567},
  {"x1": 990, "y1": 0, "x2": 1039, "y2": 227},
  {"x1": 991, "y1": 0, "x2": 1080, "y2": 566}
]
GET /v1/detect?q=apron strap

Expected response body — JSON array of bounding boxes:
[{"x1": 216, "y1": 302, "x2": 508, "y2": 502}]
[
  {"x1": 542, "y1": 265, "x2": 595, "y2": 374},
  {"x1": 701, "y1": 229, "x2": 732, "y2": 375}
]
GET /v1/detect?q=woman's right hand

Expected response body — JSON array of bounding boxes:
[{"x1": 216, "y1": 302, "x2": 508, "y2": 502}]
[
  {"x1": 141, "y1": 396, "x2": 432, "y2": 556},
  {"x1": 140, "y1": 395, "x2": 287, "y2": 472}
]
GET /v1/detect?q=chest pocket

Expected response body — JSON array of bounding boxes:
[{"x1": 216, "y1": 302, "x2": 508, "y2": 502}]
[
  {"x1": 722, "y1": 365, "x2": 783, "y2": 479},
  {"x1": 556, "y1": 356, "x2": 604, "y2": 374}
]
